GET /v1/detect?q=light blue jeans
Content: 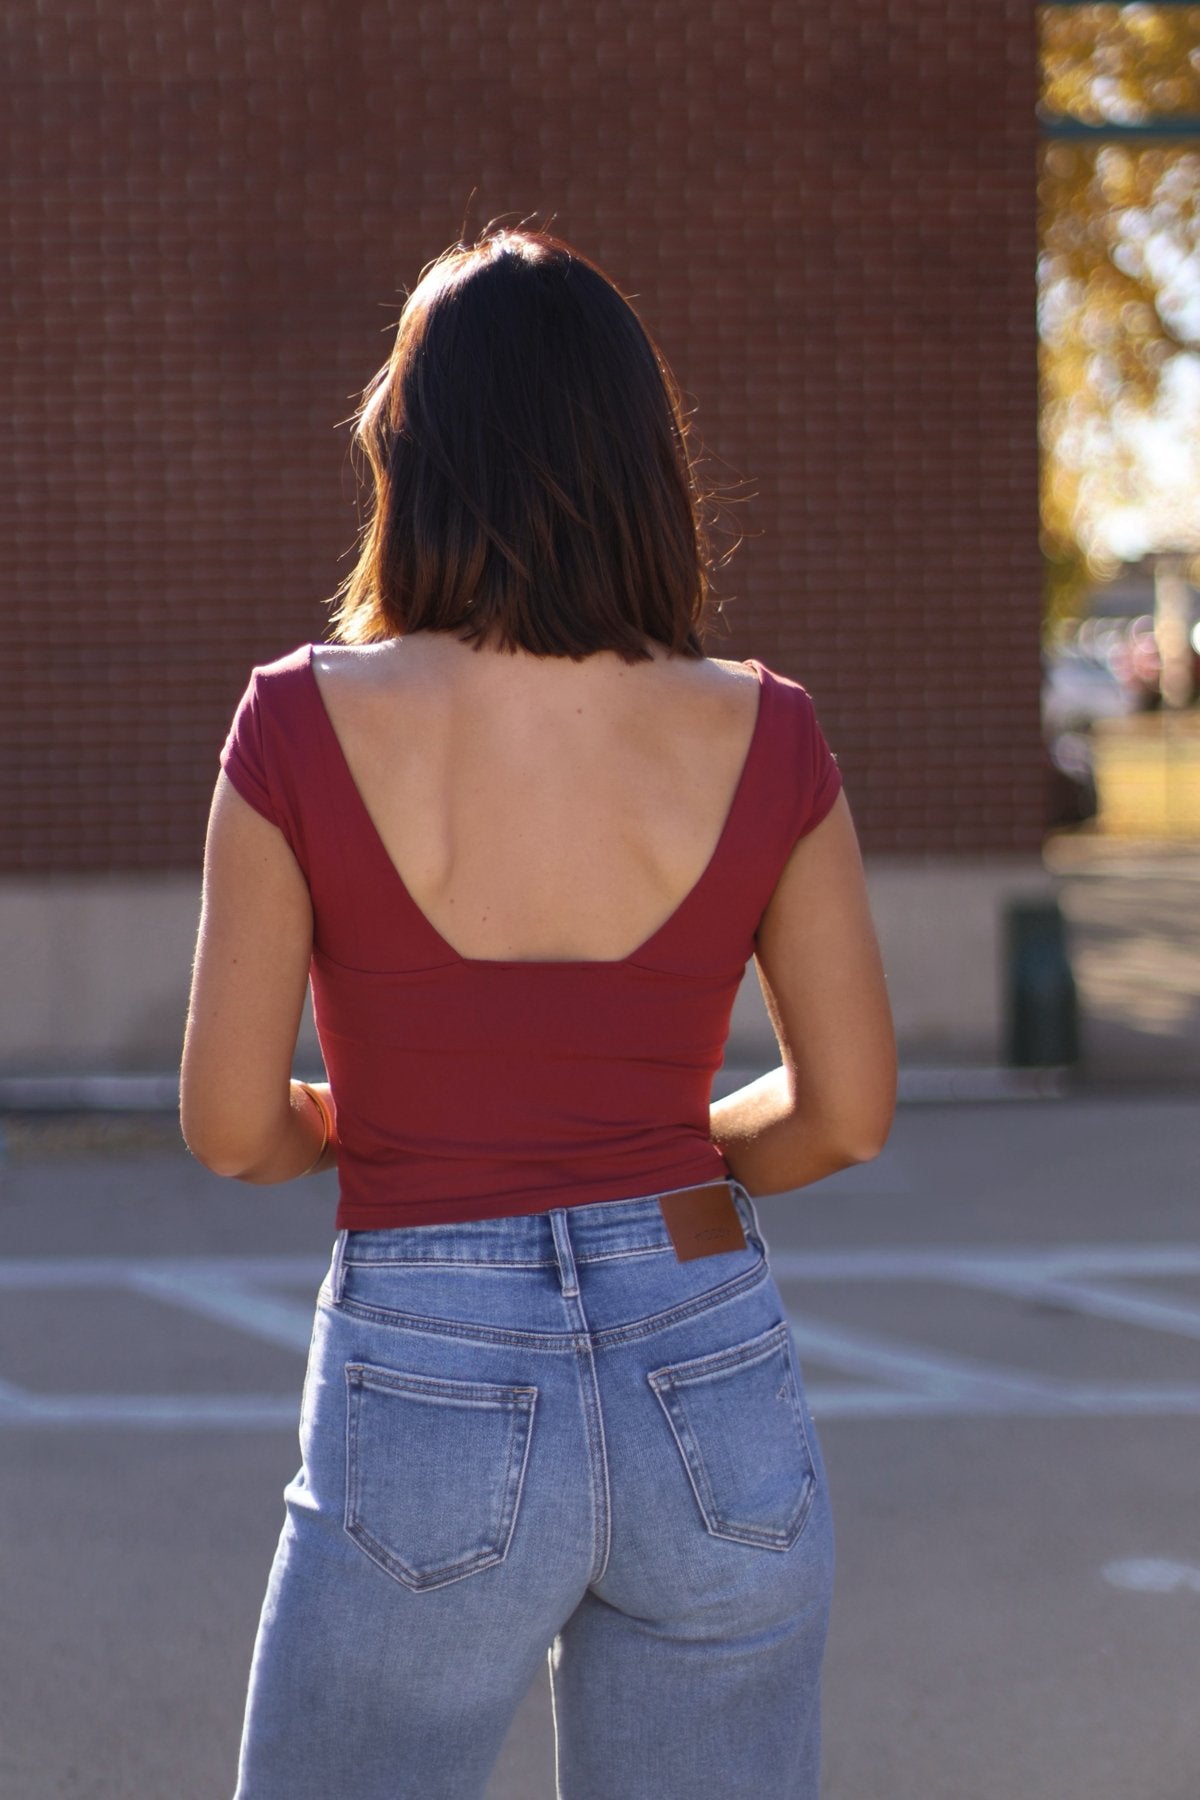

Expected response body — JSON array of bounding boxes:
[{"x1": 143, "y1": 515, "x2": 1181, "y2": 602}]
[{"x1": 233, "y1": 1180, "x2": 834, "y2": 1798}]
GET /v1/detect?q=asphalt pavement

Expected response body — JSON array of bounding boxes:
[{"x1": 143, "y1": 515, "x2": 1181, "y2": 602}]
[{"x1": 2, "y1": 1086, "x2": 1198, "y2": 1800}]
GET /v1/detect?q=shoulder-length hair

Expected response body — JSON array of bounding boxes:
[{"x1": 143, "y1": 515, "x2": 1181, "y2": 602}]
[{"x1": 328, "y1": 228, "x2": 723, "y2": 661}]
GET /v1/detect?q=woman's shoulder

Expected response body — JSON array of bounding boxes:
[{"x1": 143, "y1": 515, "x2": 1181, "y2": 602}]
[
  {"x1": 704, "y1": 655, "x2": 827, "y2": 733},
  {"x1": 629, "y1": 653, "x2": 761, "y2": 754},
  {"x1": 709, "y1": 659, "x2": 839, "y2": 806},
  {"x1": 231, "y1": 644, "x2": 317, "y2": 723},
  {"x1": 243, "y1": 642, "x2": 315, "y2": 684},
  {"x1": 703, "y1": 654, "x2": 761, "y2": 690},
  {"x1": 726, "y1": 654, "x2": 821, "y2": 700}
]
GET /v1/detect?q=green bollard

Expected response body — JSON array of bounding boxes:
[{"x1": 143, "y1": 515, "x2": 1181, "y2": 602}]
[{"x1": 1004, "y1": 899, "x2": 1080, "y2": 1068}]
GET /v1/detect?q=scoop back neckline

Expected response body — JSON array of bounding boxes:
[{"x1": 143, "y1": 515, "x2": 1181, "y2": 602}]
[{"x1": 302, "y1": 643, "x2": 769, "y2": 970}]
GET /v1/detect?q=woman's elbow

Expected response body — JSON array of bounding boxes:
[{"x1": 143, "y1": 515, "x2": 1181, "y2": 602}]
[
  {"x1": 850, "y1": 1080, "x2": 897, "y2": 1164},
  {"x1": 178, "y1": 1069, "x2": 293, "y2": 1180},
  {"x1": 845, "y1": 1081, "x2": 896, "y2": 1158},
  {"x1": 844, "y1": 1034, "x2": 898, "y2": 1163},
  {"x1": 814, "y1": 1082, "x2": 896, "y2": 1171},
  {"x1": 179, "y1": 1111, "x2": 268, "y2": 1181},
  {"x1": 181, "y1": 1128, "x2": 250, "y2": 1180},
  {"x1": 838, "y1": 1122, "x2": 893, "y2": 1167}
]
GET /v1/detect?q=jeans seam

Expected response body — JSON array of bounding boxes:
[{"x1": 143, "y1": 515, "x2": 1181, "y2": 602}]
[
  {"x1": 323, "y1": 1293, "x2": 592, "y2": 1352},
  {"x1": 329, "y1": 1260, "x2": 773, "y2": 1353},
  {"x1": 342, "y1": 1243, "x2": 670, "y2": 1272},
  {"x1": 323, "y1": 1259, "x2": 770, "y2": 1353},
  {"x1": 579, "y1": 1243, "x2": 672, "y2": 1265},
  {"x1": 647, "y1": 1320, "x2": 793, "y2": 1387},
  {"x1": 577, "y1": 1334, "x2": 612, "y2": 1587},
  {"x1": 557, "y1": 1281, "x2": 614, "y2": 1588},
  {"x1": 590, "y1": 1261, "x2": 771, "y2": 1351},
  {"x1": 343, "y1": 1255, "x2": 559, "y2": 1271}
]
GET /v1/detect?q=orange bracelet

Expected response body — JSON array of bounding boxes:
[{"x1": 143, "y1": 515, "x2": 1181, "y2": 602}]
[{"x1": 295, "y1": 1081, "x2": 334, "y2": 1176}]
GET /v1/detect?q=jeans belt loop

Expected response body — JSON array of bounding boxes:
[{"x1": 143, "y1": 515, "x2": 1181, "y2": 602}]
[{"x1": 329, "y1": 1228, "x2": 349, "y2": 1304}]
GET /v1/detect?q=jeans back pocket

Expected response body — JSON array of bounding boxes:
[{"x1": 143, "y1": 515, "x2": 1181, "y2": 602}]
[
  {"x1": 648, "y1": 1321, "x2": 817, "y2": 1551},
  {"x1": 344, "y1": 1362, "x2": 538, "y2": 1591}
]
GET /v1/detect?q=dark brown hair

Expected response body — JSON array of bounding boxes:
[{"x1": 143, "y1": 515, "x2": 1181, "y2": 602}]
[{"x1": 329, "y1": 228, "x2": 722, "y2": 661}]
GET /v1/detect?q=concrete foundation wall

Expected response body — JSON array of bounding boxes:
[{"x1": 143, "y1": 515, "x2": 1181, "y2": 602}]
[
  {"x1": 725, "y1": 855, "x2": 1054, "y2": 1066},
  {"x1": 0, "y1": 856, "x2": 1055, "y2": 1075},
  {"x1": 862, "y1": 855, "x2": 1056, "y2": 1061},
  {"x1": 0, "y1": 876, "x2": 225, "y2": 1075}
]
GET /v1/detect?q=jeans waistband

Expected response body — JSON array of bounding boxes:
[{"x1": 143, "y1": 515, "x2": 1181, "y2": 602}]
[{"x1": 328, "y1": 1177, "x2": 766, "y2": 1301}]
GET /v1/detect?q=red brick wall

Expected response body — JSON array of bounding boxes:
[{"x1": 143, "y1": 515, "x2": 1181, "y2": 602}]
[{"x1": 2, "y1": 0, "x2": 1042, "y2": 871}]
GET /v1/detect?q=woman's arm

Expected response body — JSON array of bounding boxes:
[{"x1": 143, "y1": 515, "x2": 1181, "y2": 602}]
[
  {"x1": 180, "y1": 772, "x2": 338, "y2": 1182},
  {"x1": 710, "y1": 790, "x2": 896, "y2": 1197}
]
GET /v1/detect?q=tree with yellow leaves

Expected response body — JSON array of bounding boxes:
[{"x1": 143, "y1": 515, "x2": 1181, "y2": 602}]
[{"x1": 1039, "y1": 5, "x2": 1200, "y2": 626}]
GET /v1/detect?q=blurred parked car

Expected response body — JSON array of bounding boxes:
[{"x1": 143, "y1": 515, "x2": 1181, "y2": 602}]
[
  {"x1": 1041, "y1": 645, "x2": 1136, "y2": 829},
  {"x1": 1044, "y1": 731, "x2": 1097, "y2": 828},
  {"x1": 1041, "y1": 646, "x2": 1136, "y2": 738}
]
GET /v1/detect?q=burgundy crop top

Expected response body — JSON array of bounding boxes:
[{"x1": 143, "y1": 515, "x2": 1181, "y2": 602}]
[{"x1": 219, "y1": 644, "x2": 842, "y2": 1230}]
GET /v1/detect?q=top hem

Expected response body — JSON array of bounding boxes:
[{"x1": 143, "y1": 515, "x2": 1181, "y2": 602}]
[{"x1": 332, "y1": 1158, "x2": 732, "y2": 1231}]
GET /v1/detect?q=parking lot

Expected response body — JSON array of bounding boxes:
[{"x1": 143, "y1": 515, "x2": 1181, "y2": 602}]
[{"x1": 2, "y1": 1091, "x2": 1198, "y2": 1800}]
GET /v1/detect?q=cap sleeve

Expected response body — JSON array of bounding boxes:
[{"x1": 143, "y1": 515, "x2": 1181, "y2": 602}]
[
  {"x1": 798, "y1": 695, "x2": 842, "y2": 839},
  {"x1": 219, "y1": 670, "x2": 284, "y2": 830},
  {"x1": 763, "y1": 668, "x2": 842, "y2": 847},
  {"x1": 216, "y1": 646, "x2": 317, "y2": 866}
]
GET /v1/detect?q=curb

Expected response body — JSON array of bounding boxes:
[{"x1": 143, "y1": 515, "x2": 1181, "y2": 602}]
[{"x1": 0, "y1": 1065, "x2": 1073, "y2": 1114}]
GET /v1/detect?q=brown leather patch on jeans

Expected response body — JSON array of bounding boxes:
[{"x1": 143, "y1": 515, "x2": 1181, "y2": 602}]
[{"x1": 659, "y1": 1183, "x2": 748, "y2": 1262}]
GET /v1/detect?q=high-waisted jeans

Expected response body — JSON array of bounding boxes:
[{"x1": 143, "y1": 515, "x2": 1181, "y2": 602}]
[{"x1": 232, "y1": 1179, "x2": 834, "y2": 1799}]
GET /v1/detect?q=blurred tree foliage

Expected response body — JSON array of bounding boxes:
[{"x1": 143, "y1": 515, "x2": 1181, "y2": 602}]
[
  {"x1": 1042, "y1": 4, "x2": 1200, "y2": 122},
  {"x1": 1038, "y1": 6, "x2": 1200, "y2": 627}
]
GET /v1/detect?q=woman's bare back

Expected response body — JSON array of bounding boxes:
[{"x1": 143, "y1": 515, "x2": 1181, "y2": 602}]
[{"x1": 310, "y1": 632, "x2": 762, "y2": 964}]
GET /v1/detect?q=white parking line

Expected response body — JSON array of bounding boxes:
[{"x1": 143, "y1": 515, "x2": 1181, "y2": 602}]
[
  {"x1": 1103, "y1": 1559, "x2": 1200, "y2": 1595},
  {"x1": 0, "y1": 1392, "x2": 300, "y2": 1428},
  {"x1": 0, "y1": 1256, "x2": 328, "y2": 1287},
  {"x1": 0, "y1": 1245, "x2": 1196, "y2": 1426},
  {"x1": 769, "y1": 1246, "x2": 1200, "y2": 1280},
  {"x1": 804, "y1": 1382, "x2": 1200, "y2": 1418},
  {"x1": 125, "y1": 1267, "x2": 317, "y2": 1352},
  {"x1": 0, "y1": 1256, "x2": 324, "y2": 1428},
  {"x1": 774, "y1": 1244, "x2": 1200, "y2": 1417}
]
